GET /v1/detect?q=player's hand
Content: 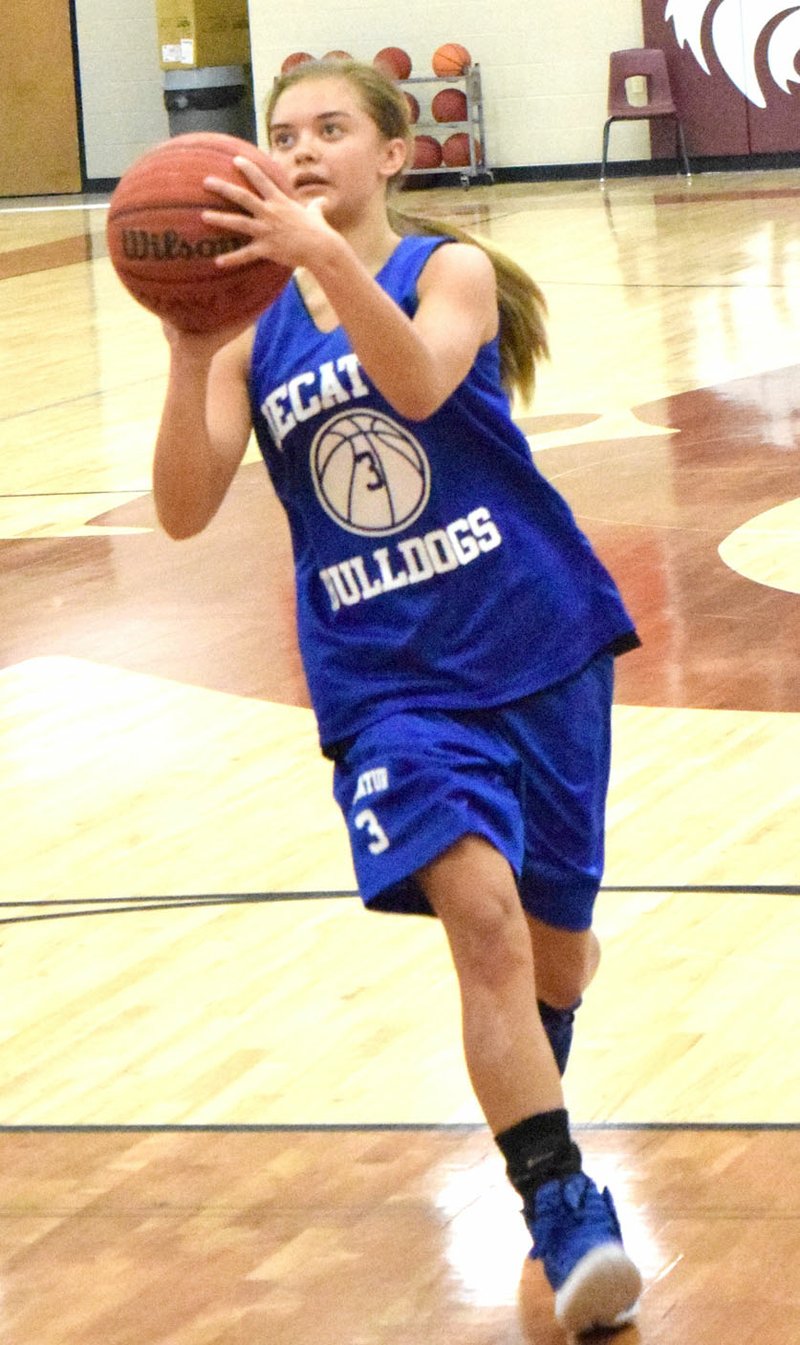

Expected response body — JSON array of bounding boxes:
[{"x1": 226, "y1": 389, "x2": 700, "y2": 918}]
[
  {"x1": 201, "y1": 155, "x2": 335, "y2": 271},
  {"x1": 160, "y1": 315, "x2": 254, "y2": 363}
]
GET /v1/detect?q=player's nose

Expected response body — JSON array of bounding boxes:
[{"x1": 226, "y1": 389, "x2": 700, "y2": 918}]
[{"x1": 292, "y1": 129, "x2": 319, "y2": 161}]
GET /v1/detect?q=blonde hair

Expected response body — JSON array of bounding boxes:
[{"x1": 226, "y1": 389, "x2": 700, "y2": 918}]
[{"x1": 267, "y1": 59, "x2": 549, "y2": 403}]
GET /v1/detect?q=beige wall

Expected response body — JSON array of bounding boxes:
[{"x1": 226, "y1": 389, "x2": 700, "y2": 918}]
[
  {"x1": 247, "y1": 0, "x2": 648, "y2": 168},
  {"x1": 73, "y1": 0, "x2": 649, "y2": 178},
  {"x1": 75, "y1": 0, "x2": 168, "y2": 179}
]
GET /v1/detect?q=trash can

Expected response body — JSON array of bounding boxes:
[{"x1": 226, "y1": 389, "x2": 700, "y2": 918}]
[{"x1": 163, "y1": 65, "x2": 256, "y2": 140}]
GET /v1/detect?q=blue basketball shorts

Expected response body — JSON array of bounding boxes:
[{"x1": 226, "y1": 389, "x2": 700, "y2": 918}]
[{"x1": 331, "y1": 651, "x2": 615, "y2": 931}]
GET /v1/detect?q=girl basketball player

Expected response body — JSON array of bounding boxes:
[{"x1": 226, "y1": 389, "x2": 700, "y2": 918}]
[{"x1": 153, "y1": 59, "x2": 642, "y2": 1335}]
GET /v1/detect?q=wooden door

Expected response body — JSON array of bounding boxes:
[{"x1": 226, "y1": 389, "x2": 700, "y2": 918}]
[{"x1": 0, "y1": 0, "x2": 81, "y2": 196}]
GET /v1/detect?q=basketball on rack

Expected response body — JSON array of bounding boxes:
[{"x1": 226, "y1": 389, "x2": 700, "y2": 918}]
[
  {"x1": 373, "y1": 46, "x2": 413, "y2": 80},
  {"x1": 431, "y1": 88, "x2": 467, "y2": 122},
  {"x1": 280, "y1": 51, "x2": 314, "y2": 73},
  {"x1": 412, "y1": 135, "x2": 444, "y2": 169},
  {"x1": 442, "y1": 132, "x2": 476, "y2": 168},
  {"x1": 404, "y1": 92, "x2": 421, "y2": 124},
  {"x1": 323, "y1": 50, "x2": 353, "y2": 61},
  {"x1": 106, "y1": 133, "x2": 294, "y2": 333},
  {"x1": 432, "y1": 43, "x2": 472, "y2": 76}
]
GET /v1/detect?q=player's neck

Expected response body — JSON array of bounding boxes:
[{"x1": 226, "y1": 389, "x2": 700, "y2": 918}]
[
  {"x1": 351, "y1": 228, "x2": 402, "y2": 277},
  {"x1": 335, "y1": 197, "x2": 401, "y2": 277}
]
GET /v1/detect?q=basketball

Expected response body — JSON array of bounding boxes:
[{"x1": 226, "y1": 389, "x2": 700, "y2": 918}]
[
  {"x1": 280, "y1": 51, "x2": 314, "y2": 73},
  {"x1": 405, "y1": 92, "x2": 420, "y2": 124},
  {"x1": 431, "y1": 88, "x2": 467, "y2": 122},
  {"x1": 373, "y1": 47, "x2": 412, "y2": 80},
  {"x1": 323, "y1": 50, "x2": 353, "y2": 61},
  {"x1": 412, "y1": 135, "x2": 443, "y2": 169},
  {"x1": 442, "y1": 132, "x2": 478, "y2": 168},
  {"x1": 106, "y1": 132, "x2": 294, "y2": 333},
  {"x1": 432, "y1": 43, "x2": 472, "y2": 76}
]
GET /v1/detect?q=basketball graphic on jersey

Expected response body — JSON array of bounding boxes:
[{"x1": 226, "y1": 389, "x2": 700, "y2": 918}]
[{"x1": 310, "y1": 410, "x2": 431, "y2": 536}]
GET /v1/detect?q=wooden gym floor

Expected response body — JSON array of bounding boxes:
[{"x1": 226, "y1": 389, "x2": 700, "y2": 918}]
[{"x1": 0, "y1": 168, "x2": 798, "y2": 1342}]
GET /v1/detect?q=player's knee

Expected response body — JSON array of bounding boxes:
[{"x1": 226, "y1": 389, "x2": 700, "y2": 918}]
[
  {"x1": 534, "y1": 929, "x2": 600, "y2": 1008},
  {"x1": 539, "y1": 971, "x2": 585, "y2": 1010},
  {"x1": 441, "y1": 885, "x2": 530, "y2": 987},
  {"x1": 420, "y1": 834, "x2": 530, "y2": 984}
]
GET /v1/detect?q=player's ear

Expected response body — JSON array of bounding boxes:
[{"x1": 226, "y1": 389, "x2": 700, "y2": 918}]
[{"x1": 379, "y1": 137, "x2": 409, "y2": 179}]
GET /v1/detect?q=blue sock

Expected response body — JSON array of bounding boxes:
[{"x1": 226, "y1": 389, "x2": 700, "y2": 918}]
[{"x1": 537, "y1": 998, "x2": 581, "y2": 1076}]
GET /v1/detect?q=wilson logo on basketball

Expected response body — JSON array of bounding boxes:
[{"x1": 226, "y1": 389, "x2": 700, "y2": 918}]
[
  {"x1": 120, "y1": 229, "x2": 248, "y2": 262},
  {"x1": 311, "y1": 410, "x2": 431, "y2": 537}
]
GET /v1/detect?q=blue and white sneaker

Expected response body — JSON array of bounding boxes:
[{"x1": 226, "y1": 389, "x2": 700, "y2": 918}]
[{"x1": 526, "y1": 1173, "x2": 642, "y2": 1335}]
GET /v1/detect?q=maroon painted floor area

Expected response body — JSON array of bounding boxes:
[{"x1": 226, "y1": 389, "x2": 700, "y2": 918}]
[{"x1": 4, "y1": 361, "x2": 798, "y2": 713}]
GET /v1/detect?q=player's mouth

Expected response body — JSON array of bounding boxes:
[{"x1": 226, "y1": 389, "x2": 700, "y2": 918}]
[{"x1": 293, "y1": 174, "x2": 329, "y2": 192}]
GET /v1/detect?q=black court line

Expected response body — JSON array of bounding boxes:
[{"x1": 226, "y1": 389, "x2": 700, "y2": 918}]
[
  {"x1": 0, "y1": 1121, "x2": 797, "y2": 1135},
  {"x1": 603, "y1": 884, "x2": 800, "y2": 895},
  {"x1": 0, "y1": 883, "x2": 797, "y2": 928},
  {"x1": 0, "y1": 892, "x2": 358, "y2": 927},
  {"x1": 0, "y1": 893, "x2": 357, "y2": 906},
  {"x1": 0, "y1": 378, "x2": 165, "y2": 428},
  {"x1": 0, "y1": 489, "x2": 146, "y2": 500},
  {"x1": 548, "y1": 279, "x2": 797, "y2": 290}
]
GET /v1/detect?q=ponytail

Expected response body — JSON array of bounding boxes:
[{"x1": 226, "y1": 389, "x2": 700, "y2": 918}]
[{"x1": 389, "y1": 205, "x2": 549, "y2": 404}]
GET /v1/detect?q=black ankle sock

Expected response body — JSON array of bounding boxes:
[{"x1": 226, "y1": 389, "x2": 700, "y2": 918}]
[{"x1": 495, "y1": 1108, "x2": 582, "y2": 1203}]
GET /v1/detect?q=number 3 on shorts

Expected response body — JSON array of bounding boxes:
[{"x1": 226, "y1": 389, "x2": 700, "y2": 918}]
[{"x1": 354, "y1": 807, "x2": 390, "y2": 854}]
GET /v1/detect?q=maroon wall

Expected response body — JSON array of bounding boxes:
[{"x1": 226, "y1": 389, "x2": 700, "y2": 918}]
[{"x1": 641, "y1": 0, "x2": 800, "y2": 157}]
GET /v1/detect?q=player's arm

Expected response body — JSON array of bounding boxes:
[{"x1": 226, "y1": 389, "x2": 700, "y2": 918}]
[
  {"x1": 202, "y1": 162, "x2": 498, "y2": 420},
  {"x1": 308, "y1": 237, "x2": 499, "y2": 419},
  {"x1": 153, "y1": 325, "x2": 254, "y2": 539}
]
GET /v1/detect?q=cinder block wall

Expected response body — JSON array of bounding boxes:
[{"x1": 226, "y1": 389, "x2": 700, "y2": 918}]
[
  {"x1": 73, "y1": 0, "x2": 648, "y2": 178},
  {"x1": 247, "y1": 0, "x2": 648, "y2": 169}
]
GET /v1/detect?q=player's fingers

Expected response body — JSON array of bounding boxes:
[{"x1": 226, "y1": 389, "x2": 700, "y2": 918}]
[
  {"x1": 304, "y1": 196, "x2": 329, "y2": 222},
  {"x1": 232, "y1": 155, "x2": 286, "y2": 198},
  {"x1": 200, "y1": 208, "x2": 260, "y2": 235},
  {"x1": 202, "y1": 174, "x2": 261, "y2": 212},
  {"x1": 211, "y1": 241, "x2": 264, "y2": 269}
]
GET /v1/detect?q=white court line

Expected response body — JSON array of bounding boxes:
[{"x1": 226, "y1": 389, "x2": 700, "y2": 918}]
[{"x1": 0, "y1": 202, "x2": 109, "y2": 215}]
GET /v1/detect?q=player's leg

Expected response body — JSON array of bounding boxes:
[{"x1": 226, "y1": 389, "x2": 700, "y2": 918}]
[
  {"x1": 528, "y1": 918, "x2": 601, "y2": 1075},
  {"x1": 418, "y1": 832, "x2": 564, "y2": 1132},
  {"x1": 511, "y1": 651, "x2": 616, "y2": 1078},
  {"x1": 332, "y1": 708, "x2": 640, "y2": 1332},
  {"x1": 419, "y1": 834, "x2": 641, "y2": 1334}
]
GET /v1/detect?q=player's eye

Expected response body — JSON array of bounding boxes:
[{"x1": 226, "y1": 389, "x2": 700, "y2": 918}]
[
  {"x1": 321, "y1": 121, "x2": 344, "y2": 139},
  {"x1": 270, "y1": 130, "x2": 294, "y2": 149}
]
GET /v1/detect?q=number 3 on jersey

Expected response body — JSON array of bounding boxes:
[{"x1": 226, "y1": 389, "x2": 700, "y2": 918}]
[{"x1": 354, "y1": 807, "x2": 390, "y2": 854}]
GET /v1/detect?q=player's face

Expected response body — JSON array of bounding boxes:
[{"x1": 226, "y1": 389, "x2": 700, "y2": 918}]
[{"x1": 268, "y1": 77, "x2": 407, "y2": 227}]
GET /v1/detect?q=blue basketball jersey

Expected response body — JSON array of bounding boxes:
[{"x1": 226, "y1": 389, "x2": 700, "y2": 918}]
[{"x1": 248, "y1": 233, "x2": 637, "y2": 751}]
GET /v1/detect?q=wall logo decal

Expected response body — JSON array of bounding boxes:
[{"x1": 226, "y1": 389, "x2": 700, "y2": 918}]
[{"x1": 665, "y1": 0, "x2": 800, "y2": 106}]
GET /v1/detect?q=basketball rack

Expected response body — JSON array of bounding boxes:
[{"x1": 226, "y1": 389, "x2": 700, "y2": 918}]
[{"x1": 403, "y1": 64, "x2": 493, "y2": 188}]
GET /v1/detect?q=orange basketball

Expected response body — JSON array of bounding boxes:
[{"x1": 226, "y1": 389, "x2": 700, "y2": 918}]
[
  {"x1": 432, "y1": 42, "x2": 472, "y2": 76},
  {"x1": 431, "y1": 88, "x2": 467, "y2": 122},
  {"x1": 412, "y1": 135, "x2": 443, "y2": 169},
  {"x1": 441, "y1": 132, "x2": 478, "y2": 168},
  {"x1": 323, "y1": 50, "x2": 353, "y2": 61},
  {"x1": 373, "y1": 46, "x2": 412, "y2": 80},
  {"x1": 106, "y1": 133, "x2": 293, "y2": 333},
  {"x1": 281, "y1": 51, "x2": 314, "y2": 73}
]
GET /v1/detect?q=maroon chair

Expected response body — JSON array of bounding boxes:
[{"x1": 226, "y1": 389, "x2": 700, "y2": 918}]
[{"x1": 601, "y1": 48, "x2": 691, "y2": 181}]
